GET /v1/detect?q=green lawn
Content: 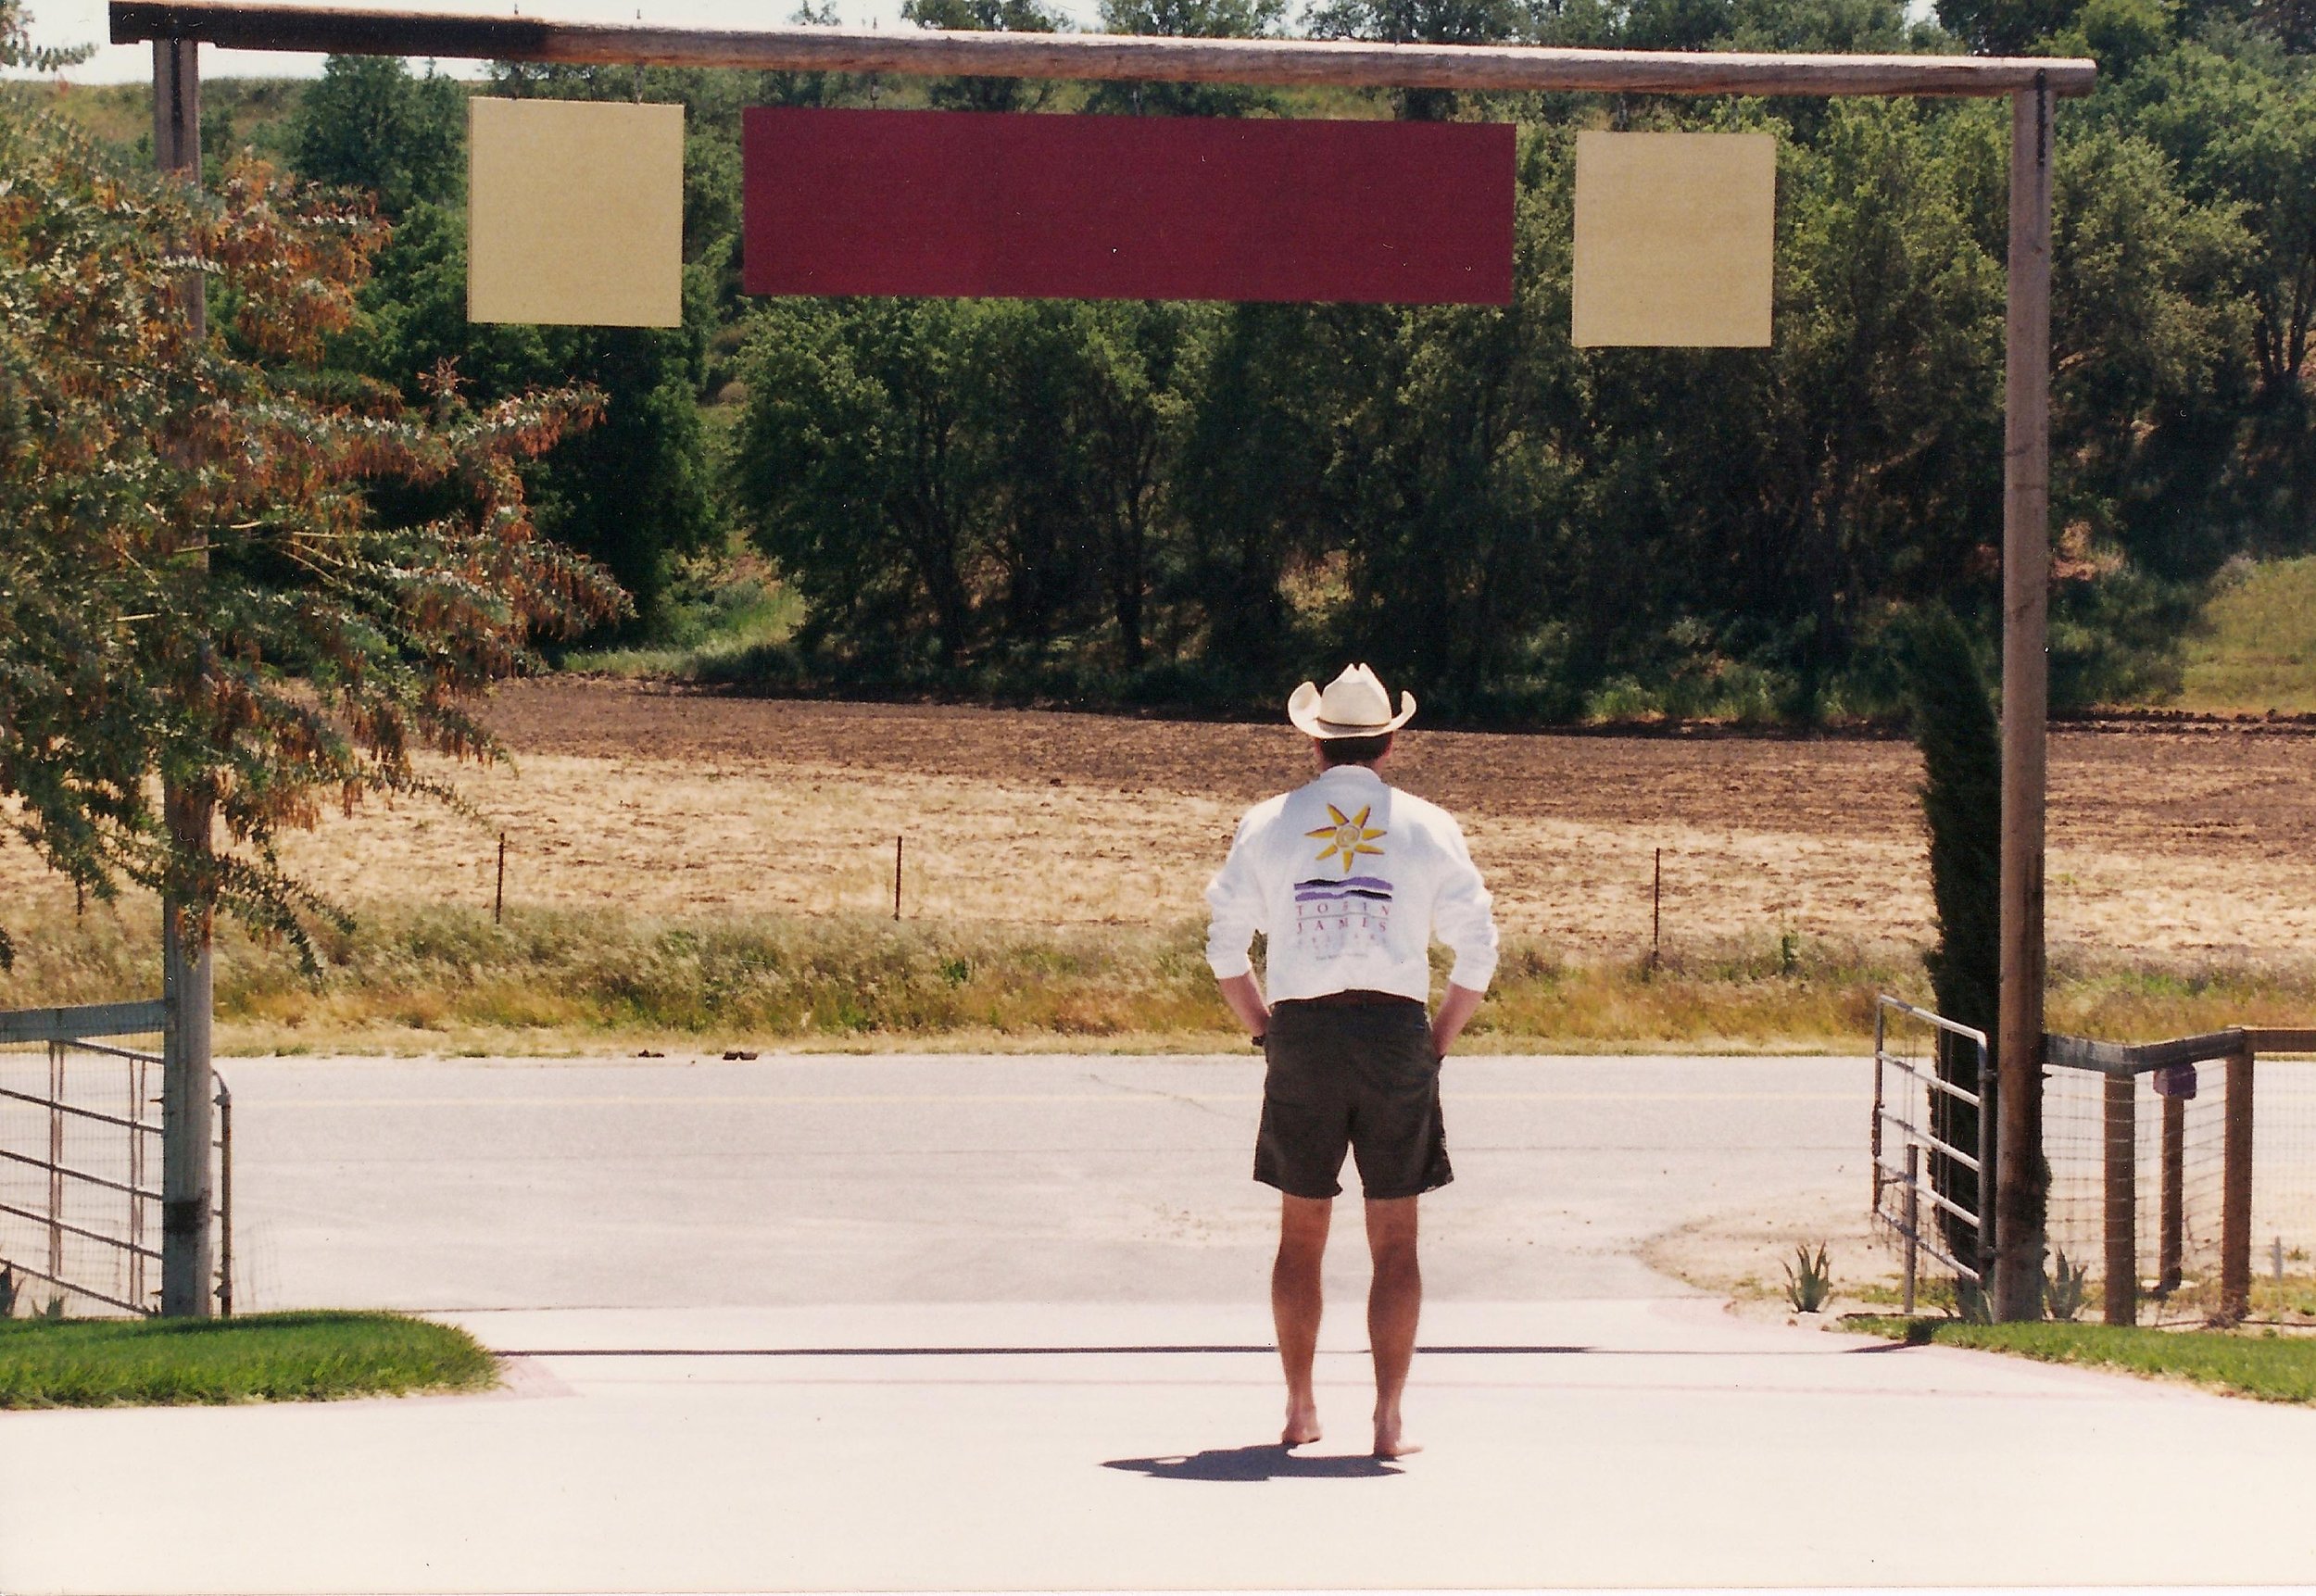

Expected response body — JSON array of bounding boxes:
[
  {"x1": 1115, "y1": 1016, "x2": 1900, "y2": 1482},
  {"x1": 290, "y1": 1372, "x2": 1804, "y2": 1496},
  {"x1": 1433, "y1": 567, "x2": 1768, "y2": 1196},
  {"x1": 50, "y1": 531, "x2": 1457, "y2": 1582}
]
[
  {"x1": 2176, "y1": 557, "x2": 2316, "y2": 714},
  {"x1": 0, "y1": 1310, "x2": 497, "y2": 1407},
  {"x1": 1850, "y1": 1316, "x2": 2316, "y2": 1403}
]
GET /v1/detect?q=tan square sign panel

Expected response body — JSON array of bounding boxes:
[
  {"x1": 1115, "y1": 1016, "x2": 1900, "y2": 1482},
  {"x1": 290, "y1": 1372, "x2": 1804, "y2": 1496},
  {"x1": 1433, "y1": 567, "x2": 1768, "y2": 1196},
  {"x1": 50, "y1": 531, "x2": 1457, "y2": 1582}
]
[
  {"x1": 468, "y1": 98, "x2": 685, "y2": 328},
  {"x1": 1571, "y1": 131, "x2": 1775, "y2": 348}
]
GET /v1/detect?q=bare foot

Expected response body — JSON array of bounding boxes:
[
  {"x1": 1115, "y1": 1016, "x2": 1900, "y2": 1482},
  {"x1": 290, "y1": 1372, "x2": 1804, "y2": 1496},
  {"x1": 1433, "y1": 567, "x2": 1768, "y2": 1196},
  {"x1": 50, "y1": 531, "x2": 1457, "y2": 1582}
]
[
  {"x1": 1282, "y1": 1401, "x2": 1323, "y2": 1447},
  {"x1": 1372, "y1": 1414, "x2": 1421, "y2": 1459}
]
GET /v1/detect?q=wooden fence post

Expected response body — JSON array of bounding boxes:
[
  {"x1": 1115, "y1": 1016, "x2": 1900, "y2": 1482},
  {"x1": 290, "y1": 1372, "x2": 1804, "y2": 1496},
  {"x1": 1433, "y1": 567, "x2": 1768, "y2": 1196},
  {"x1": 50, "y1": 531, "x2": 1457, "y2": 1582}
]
[
  {"x1": 2102, "y1": 1070, "x2": 2135, "y2": 1326},
  {"x1": 2220, "y1": 1043, "x2": 2255, "y2": 1323},
  {"x1": 2159, "y1": 1090, "x2": 2184, "y2": 1295},
  {"x1": 1993, "y1": 74, "x2": 2054, "y2": 1324}
]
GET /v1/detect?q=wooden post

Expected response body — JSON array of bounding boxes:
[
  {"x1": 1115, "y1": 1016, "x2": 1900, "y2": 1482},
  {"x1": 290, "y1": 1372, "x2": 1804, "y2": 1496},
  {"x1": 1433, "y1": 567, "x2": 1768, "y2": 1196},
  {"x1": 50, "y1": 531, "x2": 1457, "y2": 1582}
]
[
  {"x1": 495, "y1": 832, "x2": 507, "y2": 925},
  {"x1": 1992, "y1": 75, "x2": 2054, "y2": 1324},
  {"x1": 2159, "y1": 1090, "x2": 2184, "y2": 1294},
  {"x1": 155, "y1": 36, "x2": 215, "y2": 1321},
  {"x1": 2220, "y1": 1044, "x2": 2255, "y2": 1323},
  {"x1": 2102, "y1": 1070, "x2": 2135, "y2": 1326},
  {"x1": 893, "y1": 835, "x2": 903, "y2": 921},
  {"x1": 1651, "y1": 848, "x2": 1662, "y2": 968}
]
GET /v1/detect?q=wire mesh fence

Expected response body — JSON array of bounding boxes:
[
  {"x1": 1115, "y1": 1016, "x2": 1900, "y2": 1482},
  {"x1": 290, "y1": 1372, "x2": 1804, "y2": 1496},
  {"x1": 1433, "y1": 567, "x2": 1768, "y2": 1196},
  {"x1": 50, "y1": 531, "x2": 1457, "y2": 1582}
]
[
  {"x1": 2045, "y1": 1035, "x2": 2316, "y2": 1326},
  {"x1": 2253, "y1": 1056, "x2": 2316, "y2": 1313},
  {"x1": 0, "y1": 1002, "x2": 232, "y2": 1319}
]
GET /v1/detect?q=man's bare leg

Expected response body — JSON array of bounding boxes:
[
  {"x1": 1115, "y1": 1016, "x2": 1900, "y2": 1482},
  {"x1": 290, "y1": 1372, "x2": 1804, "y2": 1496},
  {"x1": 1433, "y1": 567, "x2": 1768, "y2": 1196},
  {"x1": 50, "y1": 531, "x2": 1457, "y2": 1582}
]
[
  {"x1": 1365, "y1": 1195, "x2": 1422, "y2": 1458},
  {"x1": 1273, "y1": 1194, "x2": 1331, "y2": 1446}
]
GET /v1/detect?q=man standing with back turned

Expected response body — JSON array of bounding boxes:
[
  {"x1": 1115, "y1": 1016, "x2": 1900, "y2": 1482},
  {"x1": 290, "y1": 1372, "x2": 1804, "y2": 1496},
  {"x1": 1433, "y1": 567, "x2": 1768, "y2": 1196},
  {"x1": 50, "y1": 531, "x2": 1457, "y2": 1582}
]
[{"x1": 1206, "y1": 663, "x2": 1498, "y2": 1459}]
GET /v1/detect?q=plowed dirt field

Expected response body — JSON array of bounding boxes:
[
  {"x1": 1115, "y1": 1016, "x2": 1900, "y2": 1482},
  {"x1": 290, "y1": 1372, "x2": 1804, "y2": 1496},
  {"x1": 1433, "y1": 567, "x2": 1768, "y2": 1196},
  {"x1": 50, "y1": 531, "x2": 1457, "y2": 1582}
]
[{"x1": 11, "y1": 680, "x2": 2315, "y2": 961}]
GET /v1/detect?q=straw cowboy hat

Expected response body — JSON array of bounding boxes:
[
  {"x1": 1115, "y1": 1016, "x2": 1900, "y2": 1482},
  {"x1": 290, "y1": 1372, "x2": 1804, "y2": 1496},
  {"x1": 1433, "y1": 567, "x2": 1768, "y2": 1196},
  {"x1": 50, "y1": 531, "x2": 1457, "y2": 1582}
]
[{"x1": 1288, "y1": 663, "x2": 1418, "y2": 740}]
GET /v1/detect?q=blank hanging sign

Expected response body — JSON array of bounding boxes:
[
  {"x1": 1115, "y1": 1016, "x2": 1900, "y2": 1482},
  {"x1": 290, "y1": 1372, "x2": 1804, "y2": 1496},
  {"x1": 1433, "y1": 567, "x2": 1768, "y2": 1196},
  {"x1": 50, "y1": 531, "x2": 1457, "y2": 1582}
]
[
  {"x1": 1571, "y1": 131, "x2": 1775, "y2": 347},
  {"x1": 468, "y1": 97, "x2": 686, "y2": 327},
  {"x1": 742, "y1": 107, "x2": 1515, "y2": 306}
]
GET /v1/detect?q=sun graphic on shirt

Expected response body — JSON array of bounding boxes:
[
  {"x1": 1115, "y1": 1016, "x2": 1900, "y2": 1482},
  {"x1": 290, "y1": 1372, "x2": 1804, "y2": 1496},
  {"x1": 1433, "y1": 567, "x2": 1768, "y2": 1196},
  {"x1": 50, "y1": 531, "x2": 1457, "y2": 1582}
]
[{"x1": 1305, "y1": 804, "x2": 1387, "y2": 873}]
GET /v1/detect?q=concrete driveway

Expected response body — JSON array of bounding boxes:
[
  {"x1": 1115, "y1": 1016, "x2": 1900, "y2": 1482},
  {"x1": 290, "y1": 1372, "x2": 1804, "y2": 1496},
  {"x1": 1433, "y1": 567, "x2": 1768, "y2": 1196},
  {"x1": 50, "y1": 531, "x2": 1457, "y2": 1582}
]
[{"x1": 4, "y1": 1054, "x2": 2312, "y2": 1592}]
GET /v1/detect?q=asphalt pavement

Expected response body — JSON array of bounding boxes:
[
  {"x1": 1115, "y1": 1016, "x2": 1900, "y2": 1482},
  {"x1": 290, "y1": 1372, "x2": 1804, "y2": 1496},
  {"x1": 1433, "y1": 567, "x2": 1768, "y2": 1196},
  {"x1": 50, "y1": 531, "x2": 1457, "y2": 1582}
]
[{"x1": 203, "y1": 1052, "x2": 1870, "y2": 1310}]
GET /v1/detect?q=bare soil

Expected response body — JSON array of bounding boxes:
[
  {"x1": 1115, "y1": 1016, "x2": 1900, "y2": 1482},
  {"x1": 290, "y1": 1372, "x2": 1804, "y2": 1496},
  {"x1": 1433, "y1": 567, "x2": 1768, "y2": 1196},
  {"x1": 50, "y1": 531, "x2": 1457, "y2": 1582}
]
[{"x1": 10, "y1": 680, "x2": 2316, "y2": 961}]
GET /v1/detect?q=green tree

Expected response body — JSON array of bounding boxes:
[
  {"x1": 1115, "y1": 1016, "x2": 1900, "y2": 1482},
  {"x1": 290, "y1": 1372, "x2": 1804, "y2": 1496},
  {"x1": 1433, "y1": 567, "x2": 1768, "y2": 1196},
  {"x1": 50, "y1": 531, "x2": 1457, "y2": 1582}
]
[
  {"x1": 2121, "y1": 36, "x2": 2316, "y2": 548},
  {"x1": 1895, "y1": 607, "x2": 2002, "y2": 1267},
  {"x1": 736, "y1": 300, "x2": 990, "y2": 669},
  {"x1": 1171, "y1": 305, "x2": 1338, "y2": 682},
  {"x1": 0, "y1": 11, "x2": 622, "y2": 967},
  {"x1": 1076, "y1": 303, "x2": 1198, "y2": 669},
  {"x1": 1935, "y1": 0, "x2": 2083, "y2": 53},
  {"x1": 290, "y1": 54, "x2": 466, "y2": 220},
  {"x1": 338, "y1": 202, "x2": 721, "y2": 633}
]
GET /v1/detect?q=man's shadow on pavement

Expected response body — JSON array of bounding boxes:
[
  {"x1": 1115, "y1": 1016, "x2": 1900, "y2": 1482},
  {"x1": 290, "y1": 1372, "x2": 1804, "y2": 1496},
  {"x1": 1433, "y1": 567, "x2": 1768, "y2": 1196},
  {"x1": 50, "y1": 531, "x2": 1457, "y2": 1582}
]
[{"x1": 1104, "y1": 1445, "x2": 1403, "y2": 1481}]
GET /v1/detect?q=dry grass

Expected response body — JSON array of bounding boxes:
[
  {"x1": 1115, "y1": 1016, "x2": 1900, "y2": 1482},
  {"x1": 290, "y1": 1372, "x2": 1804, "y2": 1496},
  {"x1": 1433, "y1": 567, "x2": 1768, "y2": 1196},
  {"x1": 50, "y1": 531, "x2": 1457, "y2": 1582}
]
[{"x1": 4, "y1": 897, "x2": 2311, "y2": 1056}]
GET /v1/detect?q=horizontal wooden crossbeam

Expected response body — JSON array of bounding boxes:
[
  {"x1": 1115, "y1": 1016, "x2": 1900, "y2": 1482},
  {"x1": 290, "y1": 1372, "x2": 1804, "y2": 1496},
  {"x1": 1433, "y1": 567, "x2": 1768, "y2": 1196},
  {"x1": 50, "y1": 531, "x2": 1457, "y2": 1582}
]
[
  {"x1": 2045, "y1": 1024, "x2": 2316, "y2": 1072},
  {"x1": 109, "y1": 1, "x2": 2097, "y2": 98},
  {"x1": 0, "y1": 999, "x2": 167, "y2": 1046}
]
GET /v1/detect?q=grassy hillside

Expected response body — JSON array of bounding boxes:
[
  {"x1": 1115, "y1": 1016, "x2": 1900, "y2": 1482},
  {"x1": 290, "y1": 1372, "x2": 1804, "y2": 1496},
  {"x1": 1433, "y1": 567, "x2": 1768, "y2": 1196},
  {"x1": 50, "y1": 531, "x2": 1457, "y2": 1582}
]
[
  {"x1": 2176, "y1": 558, "x2": 2316, "y2": 716},
  {"x1": 3, "y1": 75, "x2": 305, "y2": 155}
]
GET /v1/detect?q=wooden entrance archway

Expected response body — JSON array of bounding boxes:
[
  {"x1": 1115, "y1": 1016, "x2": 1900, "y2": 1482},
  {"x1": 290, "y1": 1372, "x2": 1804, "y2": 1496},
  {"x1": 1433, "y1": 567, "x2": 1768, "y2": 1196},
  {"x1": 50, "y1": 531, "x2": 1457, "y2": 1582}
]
[{"x1": 110, "y1": 0, "x2": 2095, "y2": 1320}]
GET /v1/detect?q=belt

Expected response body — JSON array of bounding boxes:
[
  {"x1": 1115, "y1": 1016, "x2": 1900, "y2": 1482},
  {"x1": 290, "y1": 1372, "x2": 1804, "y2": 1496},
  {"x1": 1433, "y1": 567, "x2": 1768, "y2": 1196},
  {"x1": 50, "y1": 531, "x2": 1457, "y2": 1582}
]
[{"x1": 1278, "y1": 990, "x2": 1424, "y2": 1011}]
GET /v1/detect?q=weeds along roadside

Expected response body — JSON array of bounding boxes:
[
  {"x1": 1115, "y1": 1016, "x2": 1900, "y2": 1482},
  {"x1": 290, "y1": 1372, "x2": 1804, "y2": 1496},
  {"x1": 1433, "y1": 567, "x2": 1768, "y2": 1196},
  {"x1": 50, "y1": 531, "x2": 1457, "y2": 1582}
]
[{"x1": 6, "y1": 903, "x2": 2314, "y2": 1056}]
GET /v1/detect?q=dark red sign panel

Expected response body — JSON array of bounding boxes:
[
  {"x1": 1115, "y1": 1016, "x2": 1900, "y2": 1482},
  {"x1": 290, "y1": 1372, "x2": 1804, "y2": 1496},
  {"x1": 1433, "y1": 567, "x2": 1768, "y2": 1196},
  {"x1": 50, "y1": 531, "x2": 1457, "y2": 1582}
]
[{"x1": 742, "y1": 107, "x2": 1514, "y2": 305}]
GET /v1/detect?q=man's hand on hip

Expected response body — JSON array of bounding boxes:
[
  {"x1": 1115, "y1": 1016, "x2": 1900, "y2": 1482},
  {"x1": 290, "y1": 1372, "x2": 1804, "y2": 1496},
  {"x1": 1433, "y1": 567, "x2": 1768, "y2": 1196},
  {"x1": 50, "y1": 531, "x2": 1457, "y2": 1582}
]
[
  {"x1": 1429, "y1": 981, "x2": 1486, "y2": 1061},
  {"x1": 1216, "y1": 972, "x2": 1271, "y2": 1043}
]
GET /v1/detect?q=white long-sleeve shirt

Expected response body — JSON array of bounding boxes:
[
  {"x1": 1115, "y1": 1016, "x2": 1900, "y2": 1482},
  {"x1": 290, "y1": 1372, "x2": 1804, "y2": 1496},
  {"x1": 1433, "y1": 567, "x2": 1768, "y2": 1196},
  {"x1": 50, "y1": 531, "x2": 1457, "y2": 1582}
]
[{"x1": 1204, "y1": 763, "x2": 1500, "y2": 1004}]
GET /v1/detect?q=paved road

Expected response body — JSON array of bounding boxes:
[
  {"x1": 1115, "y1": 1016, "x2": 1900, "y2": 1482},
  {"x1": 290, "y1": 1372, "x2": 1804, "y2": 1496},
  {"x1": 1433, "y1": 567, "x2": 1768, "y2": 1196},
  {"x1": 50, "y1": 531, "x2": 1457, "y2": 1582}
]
[
  {"x1": 9, "y1": 1052, "x2": 2316, "y2": 1592},
  {"x1": 217, "y1": 1052, "x2": 1871, "y2": 1310}
]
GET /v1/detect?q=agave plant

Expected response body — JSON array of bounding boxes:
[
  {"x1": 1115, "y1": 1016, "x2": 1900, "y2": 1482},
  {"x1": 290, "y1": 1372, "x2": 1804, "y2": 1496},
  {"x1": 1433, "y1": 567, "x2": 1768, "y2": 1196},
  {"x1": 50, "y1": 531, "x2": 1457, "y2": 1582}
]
[
  {"x1": 1783, "y1": 1242, "x2": 1833, "y2": 1313},
  {"x1": 2045, "y1": 1250, "x2": 2092, "y2": 1322}
]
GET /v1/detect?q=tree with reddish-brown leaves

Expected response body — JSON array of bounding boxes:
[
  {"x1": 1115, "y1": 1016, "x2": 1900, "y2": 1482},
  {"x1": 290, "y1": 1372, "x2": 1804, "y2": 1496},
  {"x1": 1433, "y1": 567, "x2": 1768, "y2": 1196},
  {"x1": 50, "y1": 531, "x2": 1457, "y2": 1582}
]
[{"x1": 0, "y1": 1, "x2": 625, "y2": 969}]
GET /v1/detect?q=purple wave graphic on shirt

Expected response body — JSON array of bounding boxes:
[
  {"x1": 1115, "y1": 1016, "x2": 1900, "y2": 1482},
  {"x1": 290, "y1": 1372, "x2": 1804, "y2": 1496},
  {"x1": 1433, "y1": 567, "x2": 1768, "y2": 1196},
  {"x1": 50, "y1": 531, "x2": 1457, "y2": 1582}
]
[
  {"x1": 1294, "y1": 872, "x2": 1393, "y2": 959},
  {"x1": 1295, "y1": 875, "x2": 1394, "y2": 901}
]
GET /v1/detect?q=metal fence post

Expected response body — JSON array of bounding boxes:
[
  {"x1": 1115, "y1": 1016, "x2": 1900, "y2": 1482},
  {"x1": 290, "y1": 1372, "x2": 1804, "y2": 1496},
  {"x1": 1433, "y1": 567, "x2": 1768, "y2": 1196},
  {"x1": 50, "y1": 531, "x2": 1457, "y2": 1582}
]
[
  {"x1": 1871, "y1": 1002, "x2": 1886, "y2": 1215},
  {"x1": 213, "y1": 1075, "x2": 233, "y2": 1318},
  {"x1": 1903, "y1": 1143, "x2": 1920, "y2": 1315},
  {"x1": 45, "y1": 1041, "x2": 63, "y2": 1288},
  {"x1": 1977, "y1": 1035, "x2": 1996, "y2": 1282}
]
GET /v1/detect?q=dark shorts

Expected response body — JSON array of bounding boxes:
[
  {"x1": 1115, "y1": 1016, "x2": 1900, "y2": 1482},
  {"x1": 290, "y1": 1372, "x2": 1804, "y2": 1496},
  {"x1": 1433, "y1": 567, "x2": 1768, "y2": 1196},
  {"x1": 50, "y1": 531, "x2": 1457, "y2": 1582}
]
[{"x1": 1255, "y1": 998, "x2": 1452, "y2": 1202}]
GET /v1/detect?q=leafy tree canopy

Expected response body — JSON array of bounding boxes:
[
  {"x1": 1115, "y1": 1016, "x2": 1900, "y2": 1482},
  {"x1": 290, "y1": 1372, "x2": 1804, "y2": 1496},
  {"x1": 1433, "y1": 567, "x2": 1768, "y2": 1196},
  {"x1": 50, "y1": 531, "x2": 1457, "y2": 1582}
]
[{"x1": 0, "y1": 1, "x2": 623, "y2": 966}]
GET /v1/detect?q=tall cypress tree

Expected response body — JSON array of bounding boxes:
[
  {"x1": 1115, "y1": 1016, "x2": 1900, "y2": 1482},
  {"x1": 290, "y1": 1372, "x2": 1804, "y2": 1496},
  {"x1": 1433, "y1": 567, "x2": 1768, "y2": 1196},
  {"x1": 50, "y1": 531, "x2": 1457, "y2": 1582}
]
[{"x1": 1898, "y1": 606, "x2": 2001, "y2": 1270}]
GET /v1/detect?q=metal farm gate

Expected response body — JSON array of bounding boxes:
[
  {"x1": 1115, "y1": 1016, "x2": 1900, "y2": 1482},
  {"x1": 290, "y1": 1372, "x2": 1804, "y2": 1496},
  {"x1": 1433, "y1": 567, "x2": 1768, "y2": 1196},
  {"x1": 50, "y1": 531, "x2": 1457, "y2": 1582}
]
[{"x1": 0, "y1": 1001, "x2": 232, "y2": 1317}]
